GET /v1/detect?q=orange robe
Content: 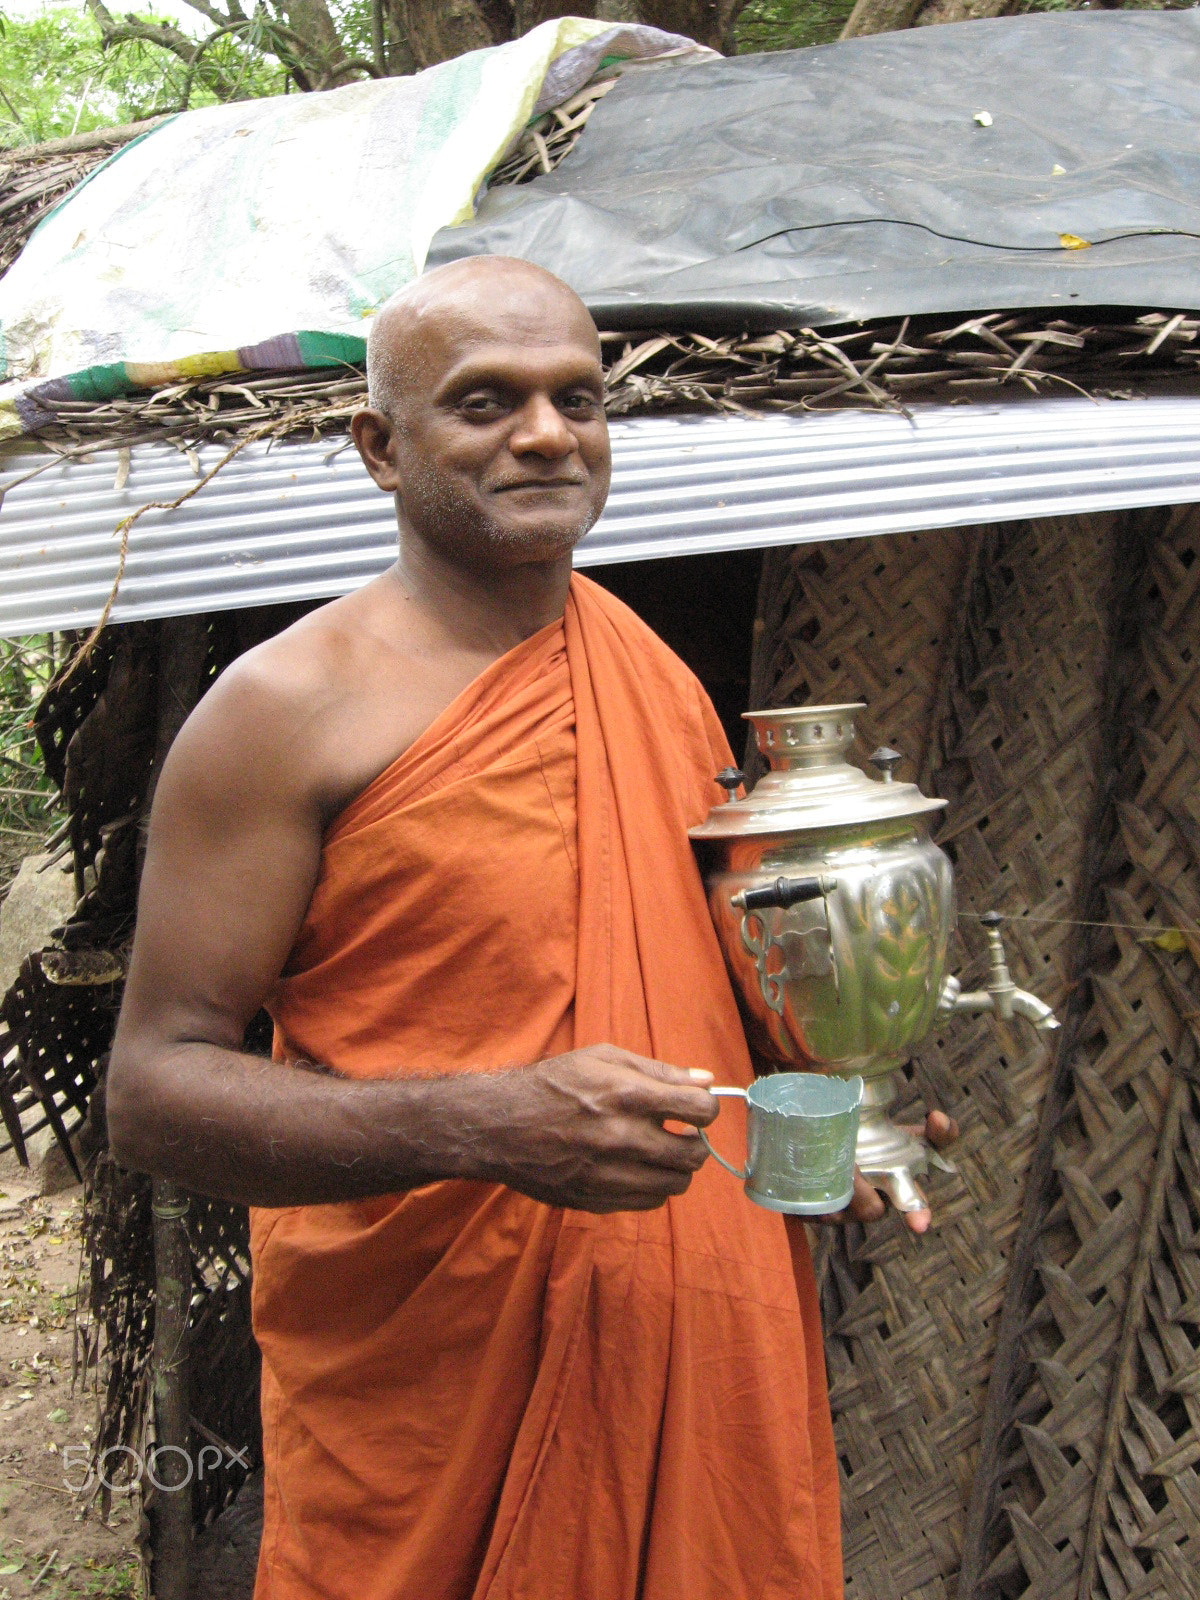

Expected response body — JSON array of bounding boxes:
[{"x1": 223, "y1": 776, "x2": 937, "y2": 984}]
[{"x1": 250, "y1": 574, "x2": 842, "y2": 1600}]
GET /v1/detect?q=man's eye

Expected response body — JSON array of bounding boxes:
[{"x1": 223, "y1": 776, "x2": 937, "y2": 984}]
[
  {"x1": 460, "y1": 394, "x2": 504, "y2": 417},
  {"x1": 561, "y1": 392, "x2": 600, "y2": 414}
]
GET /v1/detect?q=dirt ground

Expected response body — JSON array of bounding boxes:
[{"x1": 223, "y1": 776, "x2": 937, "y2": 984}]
[{"x1": 0, "y1": 1153, "x2": 142, "y2": 1599}]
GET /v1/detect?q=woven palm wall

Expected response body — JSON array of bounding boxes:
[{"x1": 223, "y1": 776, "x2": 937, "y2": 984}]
[
  {"x1": 749, "y1": 509, "x2": 1199, "y2": 1600},
  {"x1": 4, "y1": 508, "x2": 1196, "y2": 1598},
  {"x1": 0, "y1": 608, "x2": 305, "y2": 1537}
]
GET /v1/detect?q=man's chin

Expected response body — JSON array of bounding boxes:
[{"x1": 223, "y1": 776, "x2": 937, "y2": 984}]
[{"x1": 473, "y1": 514, "x2": 594, "y2": 567}]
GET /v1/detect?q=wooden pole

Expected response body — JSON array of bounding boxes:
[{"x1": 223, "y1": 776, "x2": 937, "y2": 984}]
[
  {"x1": 143, "y1": 616, "x2": 211, "y2": 1598},
  {"x1": 371, "y1": 0, "x2": 385, "y2": 74},
  {"x1": 150, "y1": 1182, "x2": 193, "y2": 1600}
]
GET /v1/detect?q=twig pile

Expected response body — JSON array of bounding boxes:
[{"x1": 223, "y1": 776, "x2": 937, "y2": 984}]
[
  {"x1": 5, "y1": 309, "x2": 1198, "y2": 465},
  {"x1": 0, "y1": 118, "x2": 165, "y2": 279},
  {"x1": 488, "y1": 77, "x2": 616, "y2": 187},
  {"x1": 11, "y1": 369, "x2": 366, "y2": 456},
  {"x1": 600, "y1": 310, "x2": 1200, "y2": 415}
]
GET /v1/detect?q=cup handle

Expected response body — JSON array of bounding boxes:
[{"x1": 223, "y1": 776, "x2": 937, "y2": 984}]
[{"x1": 699, "y1": 1086, "x2": 750, "y2": 1180}]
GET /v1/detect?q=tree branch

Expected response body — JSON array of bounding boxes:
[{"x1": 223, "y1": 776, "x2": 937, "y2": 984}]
[
  {"x1": 84, "y1": 0, "x2": 244, "y2": 102},
  {"x1": 181, "y1": 0, "x2": 245, "y2": 26},
  {"x1": 0, "y1": 79, "x2": 26, "y2": 131}
]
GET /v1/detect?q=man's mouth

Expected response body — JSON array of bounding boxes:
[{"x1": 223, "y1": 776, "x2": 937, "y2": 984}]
[{"x1": 491, "y1": 478, "x2": 585, "y2": 493}]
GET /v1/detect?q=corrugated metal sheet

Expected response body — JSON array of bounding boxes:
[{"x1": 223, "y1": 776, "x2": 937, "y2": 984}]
[{"x1": 3, "y1": 392, "x2": 1200, "y2": 636}]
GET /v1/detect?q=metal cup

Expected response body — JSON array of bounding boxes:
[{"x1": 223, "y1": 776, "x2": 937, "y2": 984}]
[{"x1": 700, "y1": 1073, "x2": 864, "y2": 1215}]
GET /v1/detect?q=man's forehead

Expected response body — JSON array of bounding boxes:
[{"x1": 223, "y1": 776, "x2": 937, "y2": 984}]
[
  {"x1": 424, "y1": 298, "x2": 597, "y2": 360},
  {"x1": 376, "y1": 264, "x2": 599, "y2": 382}
]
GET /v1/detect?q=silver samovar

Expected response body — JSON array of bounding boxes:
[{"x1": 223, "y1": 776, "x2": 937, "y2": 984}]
[{"x1": 690, "y1": 704, "x2": 1059, "y2": 1213}]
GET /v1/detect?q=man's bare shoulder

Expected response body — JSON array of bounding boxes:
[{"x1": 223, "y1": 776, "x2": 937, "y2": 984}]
[
  {"x1": 161, "y1": 576, "x2": 426, "y2": 827},
  {"x1": 213, "y1": 592, "x2": 376, "y2": 722}
]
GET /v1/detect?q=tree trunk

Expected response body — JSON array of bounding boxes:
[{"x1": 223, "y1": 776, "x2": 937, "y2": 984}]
[
  {"x1": 636, "y1": 0, "x2": 747, "y2": 51},
  {"x1": 397, "y1": 0, "x2": 496, "y2": 69},
  {"x1": 279, "y1": 0, "x2": 356, "y2": 86},
  {"x1": 841, "y1": 0, "x2": 1013, "y2": 38},
  {"x1": 393, "y1": 0, "x2": 752, "y2": 70}
]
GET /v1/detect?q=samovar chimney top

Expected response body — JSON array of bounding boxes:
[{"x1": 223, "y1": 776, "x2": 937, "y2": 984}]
[
  {"x1": 690, "y1": 701, "x2": 946, "y2": 841},
  {"x1": 743, "y1": 703, "x2": 863, "y2": 771}
]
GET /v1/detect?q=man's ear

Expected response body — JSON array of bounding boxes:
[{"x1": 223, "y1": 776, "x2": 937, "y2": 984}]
[{"x1": 351, "y1": 408, "x2": 402, "y2": 492}]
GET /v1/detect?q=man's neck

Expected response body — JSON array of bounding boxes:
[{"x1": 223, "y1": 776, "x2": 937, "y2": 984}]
[{"x1": 392, "y1": 530, "x2": 574, "y2": 655}]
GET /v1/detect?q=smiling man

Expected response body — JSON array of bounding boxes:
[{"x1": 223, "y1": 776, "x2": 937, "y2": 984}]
[{"x1": 107, "y1": 257, "x2": 845, "y2": 1600}]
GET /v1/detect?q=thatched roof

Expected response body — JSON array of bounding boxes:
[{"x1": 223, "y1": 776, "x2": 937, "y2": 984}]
[
  {"x1": 2, "y1": 56, "x2": 1199, "y2": 464},
  {"x1": 0, "y1": 118, "x2": 166, "y2": 279},
  {"x1": 2, "y1": 312, "x2": 1197, "y2": 461}
]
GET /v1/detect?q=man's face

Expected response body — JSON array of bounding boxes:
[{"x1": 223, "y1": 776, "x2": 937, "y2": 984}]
[{"x1": 378, "y1": 281, "x2": 612, "y2": 568}]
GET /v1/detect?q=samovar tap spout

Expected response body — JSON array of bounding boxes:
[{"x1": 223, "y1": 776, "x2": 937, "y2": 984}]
[
  {"x1": 935, "y1": 912, "x2": 1060, "y2": 1033},
  {"x1": 1008, "y1": 989, "x2": 1061, "y2": 1032}
]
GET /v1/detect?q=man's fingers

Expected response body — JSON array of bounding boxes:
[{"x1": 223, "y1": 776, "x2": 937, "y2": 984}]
[
  {"x1": 611, "y1": 1064, "x2": 719, "y2": 1129},
  {"x1": 581, "y1": 1158, "x2": 696, "y2": 1210},
  {"x1": 849, "y1": 1170, "x2": 886, "y2": 1222},
  {"x1": 925, "y1": 1110, "x2": 959, "y2": 1148},
  {"x1": 896, "y1": 1109, "x2": 960, "y2": 1147},
  {"x1": 605, "y1": 1047, "x2": 713, "y2": 1089},
  {"x1": 812, "y1": 1168, "x2": 885, "y2": 1226},
  {"x1": 634, "y1": 1123, "x2": 711, "y2": 1173}
]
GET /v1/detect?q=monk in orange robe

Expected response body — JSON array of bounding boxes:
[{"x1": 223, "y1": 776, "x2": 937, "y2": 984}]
[
  {"x1": 252, "y1": 573, "x2": 841, "y2": 1599},
  {"x1": 109, "y1": 255, "x2": 867, "y2": 1600}
]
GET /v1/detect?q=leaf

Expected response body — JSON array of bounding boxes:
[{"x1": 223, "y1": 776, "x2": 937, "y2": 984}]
[
  {"x1": 113, "y1": 447, "x2": 129, "y2": 493},
  {"x1": 1051, "y1": 163, "x2": 1066, "y2": 176},
  {"x1": 47, "y1": 1407, "x2": 68, "y2": 1424},
  {"x1": 1147, "y1": 928, "x2": 1187, "y2": 953},
  {"x1": 973, "y1": 110, "x2": 993, "y2": 127},
  {"x1": 0, "y1": 1560, "x2": 26, "y2": 1574},
  {"x1": 1060, "y1": 233, "x2": 1091, "y2": 251}
]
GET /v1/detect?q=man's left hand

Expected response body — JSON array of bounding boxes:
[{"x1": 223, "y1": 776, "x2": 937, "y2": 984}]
[{"x1": 816, "y1": 1110, "x2": 959, "y2": 1235}]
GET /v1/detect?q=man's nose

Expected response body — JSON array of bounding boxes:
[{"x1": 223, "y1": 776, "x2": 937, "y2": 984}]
[{"x1": 509, "y1": 394, "x2": 576, "y2": 458}]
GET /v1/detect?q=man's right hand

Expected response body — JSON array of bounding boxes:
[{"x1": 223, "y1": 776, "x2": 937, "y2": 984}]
[{"x1": 477, "y1": 1046, "x2": 719, "y2": 1213}]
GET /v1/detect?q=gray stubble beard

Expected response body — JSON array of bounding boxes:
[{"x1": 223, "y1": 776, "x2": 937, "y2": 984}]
[{"x1": 397, "y1": 457, "x2": 600, "y2": 568}]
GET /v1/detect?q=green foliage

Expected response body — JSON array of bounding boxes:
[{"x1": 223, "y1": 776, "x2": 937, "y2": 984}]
[
  {"x1": 326, "y1": 0, "x2": 377, "y2": 63},
  {"x1": 0, "y1": 637, "x2": 58, "y2": 884},
  {"x1": 0, "y1": 2, "x2": 289, "y2": 148},
  {"x1": 735, "y1": 0, "x2": 858, "y2": 52}
]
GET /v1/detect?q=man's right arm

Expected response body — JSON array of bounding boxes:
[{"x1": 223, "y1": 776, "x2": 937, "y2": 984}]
[{"x1": 107, "y1": 653, "x2": 716, "y2": 1211}]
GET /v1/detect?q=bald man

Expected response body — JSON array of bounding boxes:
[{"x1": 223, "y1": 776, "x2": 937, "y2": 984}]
[{"x1": 108, "y1": 257, "x2": 850, "y2": 1600}]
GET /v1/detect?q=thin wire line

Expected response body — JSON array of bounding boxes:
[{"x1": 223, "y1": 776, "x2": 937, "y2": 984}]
[
  {"x1": 959, "y1": 910, "x2": 1200, "y2": 938},
  {"x1": 730, "y1": 217, "x2": 1200, "y2": 258}
]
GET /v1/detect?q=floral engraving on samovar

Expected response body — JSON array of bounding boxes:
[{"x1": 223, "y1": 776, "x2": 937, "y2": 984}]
[{"x1": 690, "y1": 704, "x2": 1059, "y2": 1213}]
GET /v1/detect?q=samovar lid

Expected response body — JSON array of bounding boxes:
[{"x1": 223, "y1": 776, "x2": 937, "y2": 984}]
[{"x1": 689, "y1": 703, "x2": 947, "y2": 839}]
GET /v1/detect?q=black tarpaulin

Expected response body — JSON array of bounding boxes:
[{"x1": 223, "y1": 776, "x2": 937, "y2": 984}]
[{"x1": 427, "y1": 11, "x2": 1200, "y2": 328}]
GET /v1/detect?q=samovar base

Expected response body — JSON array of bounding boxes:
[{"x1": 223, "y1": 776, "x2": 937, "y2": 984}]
[{"x1": 849, "y1": 1071, "x2": 931, "y2": 1214}]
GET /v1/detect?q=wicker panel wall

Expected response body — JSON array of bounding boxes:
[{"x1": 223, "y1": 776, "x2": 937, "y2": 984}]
[
  {"x1": 746, "y1": 528, "x2": 973, "y2": 784},
  {"x1": 966, "y1": 506, "x2": 1200, "y2": 1600},
  {"x1": 0, "y1": 607, "x2": 305, "y2": 1543},
  {"x1": 749, "y1": 514, "x2": 1123, "y2": 1599},
  {"x1": 6, "y1": 507, "x2": 1196, "y2": 1599}
]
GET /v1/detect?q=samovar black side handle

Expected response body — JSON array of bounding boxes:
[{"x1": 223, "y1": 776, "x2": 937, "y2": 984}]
[
  {"x1": 729, "y1": 876, "x2": 839, "y2": 1017},
  {"x1": 732, "y1": 875, "x2": 835, "y2": 912}
]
